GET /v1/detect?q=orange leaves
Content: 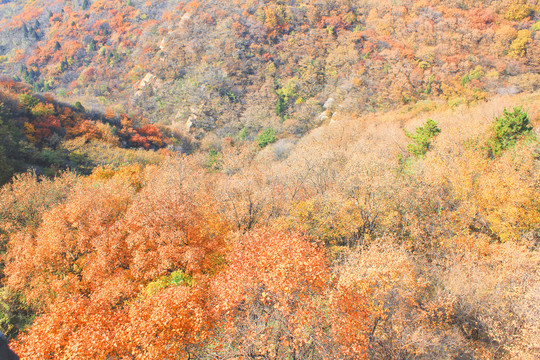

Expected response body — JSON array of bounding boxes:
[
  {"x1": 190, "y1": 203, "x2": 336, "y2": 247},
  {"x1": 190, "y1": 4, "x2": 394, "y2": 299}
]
[
  {"x1": 120, "y1": 285, "x2": 210, "y2": 359},
  {"x1": 67, "y1": 120, "x2": 102, "y2": 140},
  {"x1": 122, "y1": 169, "x2": 223, "y2": 279},
  {"x1": 5, "y1": 176, "x2": 377, "y2": 359},
  {"x1": 210, "y1": 229, "x2": 332, "y2": 357},
  {"x1": 12, "y1": 283, "x2": 211, "y2": 359},
  {"x1": 5, "y1": 7, "x2": 43, "y2": 30},
  {"x1": 214, "y1": 230, "x2": 328, "y2": 309},
  {"x1": 4, "y1": 158, "x2": 227, "y2": 307},
  {"x1": 330, "y1": 284, "x2": 370, "y2": 359},
  {"x1": 4, "y1": 176, "x2": 136, "y2": 307},
  {"x1": 319, "y1": 15, "x2": 347, "y2": 31},
  {"x1": 185, "y1": 0, "x2": 200, "y2": 14},
  {"x1": 3, "y1": 160, "x2": 229, "y2": 357},
  {"x1": 23, "y1": 122, "x2": 37, "y2": 143},
  {"x1": 11, "y1": 296, "x2": 125, "y2": 360},
  {"x1": 136, "y1": 124, "x2": 162, "y2": 139}
]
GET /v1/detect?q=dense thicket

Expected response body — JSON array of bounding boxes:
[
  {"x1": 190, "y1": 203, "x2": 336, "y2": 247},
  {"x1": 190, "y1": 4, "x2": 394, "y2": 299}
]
[
  {"x1": 0, "y1": 79, "x2": 170, "y2": 185},
  {"x1": 0, "y1": 91, "x2": 538, "y2": 359},
  {"x1": 0, "y1": 0, "x2": 538, "y2": 142},
  {"x1": 0, "y1": 0, "x2": 538, "y2": 359}
]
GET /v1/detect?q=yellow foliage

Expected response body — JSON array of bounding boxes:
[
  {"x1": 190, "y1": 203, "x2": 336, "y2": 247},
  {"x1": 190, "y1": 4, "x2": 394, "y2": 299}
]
[
  {"x1": 30, "y1": 102, "x2": 55, "y2": 117},
  {"x1": 284, "y1": 197, "x2": 360, "y2": 246},
  {"x1": 476, "y1": 144, "x2": 540, "y2": 242},
  {"x1": 88, "y1": 164, "x2": 146, "y2": 191},
  {"x1": 504, "y1": 0, "x2": 534, "y2": 21},
  {"x1": 508, "y1": 29, "x2": 531, "y2": 58},
  {"x1": 23, "y1": 122, "x2": 37, "y2": 143},
  {"x1": 495, "y1": 25, "x2": 518, "y2": 55}
]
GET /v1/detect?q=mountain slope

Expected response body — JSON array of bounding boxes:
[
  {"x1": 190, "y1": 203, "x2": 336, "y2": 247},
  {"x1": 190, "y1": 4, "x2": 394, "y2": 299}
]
[
  {"x1": 0, "y1": 0, "x2": 538, "y2": 141},
  {"x1": 0, "y1": 78, "x2": 168, "y2": 185}
]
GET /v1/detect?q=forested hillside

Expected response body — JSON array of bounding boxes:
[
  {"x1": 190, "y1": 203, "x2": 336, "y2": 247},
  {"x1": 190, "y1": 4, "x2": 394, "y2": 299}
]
[
  {"x1": 0, "y1": 0, "x2": 539, "y2": 359},
  {"x1": 0, "y1": 91, "x2": 538, "y2": 359},
  {"x1": 0, "y1": 79, "x2": 172, "y2": 185},
  {"x1": 0, "y1": 0, "x2": 538, "y2": 141}
]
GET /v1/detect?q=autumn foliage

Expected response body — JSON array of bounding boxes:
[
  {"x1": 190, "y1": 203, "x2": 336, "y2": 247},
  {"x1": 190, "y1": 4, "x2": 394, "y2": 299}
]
[
  {"x1": 0, "y1": 92, "x2": 538, "y2": 358},
  {"x1": 0, "y1": 80, "x2": 169, "y2": 185},
  {"x1": 0, "y1": 0, "x2": 537, "y2": 142},
  {"x1": 0, "y1": 0, "x2": 538, "y2": 358}
]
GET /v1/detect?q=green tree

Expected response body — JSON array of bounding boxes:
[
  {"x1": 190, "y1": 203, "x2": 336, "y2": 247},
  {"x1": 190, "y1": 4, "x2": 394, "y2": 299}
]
[
  {"x1": 405, "y1": 118, "x2": 441, "y2": 158},
  {"x1": 488, "y1": 107, "x2": 533, "y2": 156},
  {"x1": 257, "y1": 128, "x2": 277, "y2": 148},
  {"x1": 74, "y1": 101, "x2": 85, "y2": 112}
]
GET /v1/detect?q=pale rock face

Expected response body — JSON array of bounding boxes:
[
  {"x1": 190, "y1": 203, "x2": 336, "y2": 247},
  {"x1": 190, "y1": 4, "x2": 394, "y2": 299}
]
[
  {"x1": 159, "y1": 38, "x2": 167, "y2": 52},
  {"x1": 135, "y1": 73, "x2": 163, "y2": 97},
  {"x1": 178, "y1": 12, "x2": 192, "y2": 29},
  {"x1": 316, "y1": 112, "x2": 329, "y2": 125},
  {"x1": 153, "y1": 78, "x2": 164, "y2": 90},
  {"x1": 323, "y1": 97, "x2": 335, "y2": 109},
  {"x1": 185, "y1": 117, "x2": 194, "y2": 132},
  {"x1": 173, "y1": 109, "x2": 184, "y2": 121},
  {"x1": 138, "y1": 72, "x2": 156, "y2": 90}
]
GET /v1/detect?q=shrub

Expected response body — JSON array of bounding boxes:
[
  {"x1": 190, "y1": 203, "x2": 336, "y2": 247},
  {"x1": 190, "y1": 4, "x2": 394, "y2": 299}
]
[
  {"x1": 488, "y1": 107, "x2": 533, "y2": 156},
  {"x1": 205, "y1": 148, "x2": 221, "y2": 172},
  {"x1": 257, "y1": 127, "x2": 277, "y2": 148},
  {"x1": 504, "y1": 1, "x2": 534, "y2": 21},
  {"x1": 508, "y1": 30, "x2": 530, "y2": 58},
  {"x1": 74, "y1": 101, "x2": 85, "y2": 112},
  {"x1": 405, "y1": 118, "x2": 441, "y2": 158},
  {"x1": 469, "y1": 65, "x2": 484, "y2": 80}
]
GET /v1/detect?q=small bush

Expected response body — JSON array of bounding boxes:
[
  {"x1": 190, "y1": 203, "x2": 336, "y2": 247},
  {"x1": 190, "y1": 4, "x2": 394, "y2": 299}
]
[
  {"x1": 488, "y1": 107, "x2": 533, "y2": 156},
  {"x1": 257, "y1": 128, "x2": 277, "y2": 148},
  {"x1": 144, "y1": 270, "x2": 193, "y2": 295},
  {"x1": 405, "y1": 118, "x2": 441, "y2": 158},
  {"x1": 205, "y1": 148, "x2": 221, "y2": 171},
  {"x1": 504, "y1": 1, "x2": 534, "y2": 21},
  {"x1": 508, "y1": 29, "x2": 530, "y2": 58},
  {"x1": 74, "y1": 101, "x2": 85, "y2": 112}
]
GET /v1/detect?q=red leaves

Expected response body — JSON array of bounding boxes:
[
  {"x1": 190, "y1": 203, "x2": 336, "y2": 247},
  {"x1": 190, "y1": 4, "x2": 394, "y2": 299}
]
[
  {"x1": 0, "y1": 83, "x2": 166, "y2": 149},
  {"x1": 129, "y1": 132, "x2": 150, "y2": 149},
  {"x1": 468, "y1": 8, "x2": 496, "y2": 30},
  {"x1": 319, "y1": 15, "x2": 348, "y2": 31},
  {"x1": 33, "y1": 115, "x2": 61, "y2": 141},
  {"x1": 118, "y1": 115, "x2": 167, "y2": 149},
  {"x1": 3, "y1": 158, "x2": 373, "y2": 358},
  {"x1": 120, "y1": 285, "x2": 210, "y2": 358},
  {"x1": 210, "y1": 230, "x2": 332, "y2": 357},
  {"x1": 130, "y1": 124, "x2": 167, "y2": 149},
  {"x1": 330, "y1": 284, "x2": 370, "y2": 359},
  {"x1": 11, "y1": 296, "x2": 124, "y2": 360},
  {"x1": 67, "y1": 120, "x2": 101, "y2": 140}
]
